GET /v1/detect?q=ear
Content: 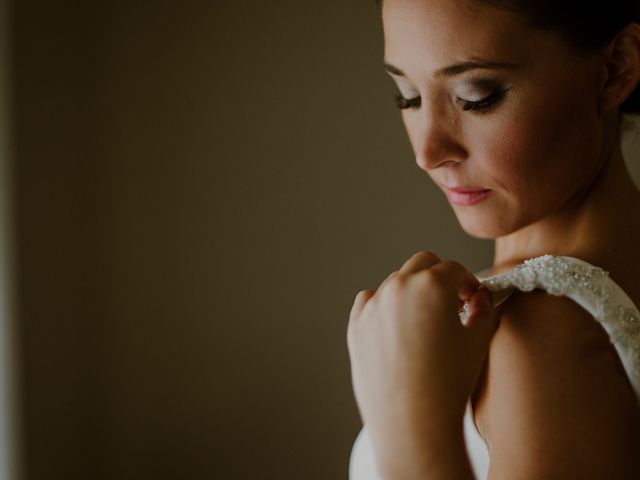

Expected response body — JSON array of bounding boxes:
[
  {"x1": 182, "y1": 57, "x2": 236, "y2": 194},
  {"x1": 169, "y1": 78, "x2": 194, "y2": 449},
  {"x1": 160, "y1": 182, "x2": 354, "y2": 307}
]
[{"x1": 598, "y1": 22, "x2": 640, "y2": 115}]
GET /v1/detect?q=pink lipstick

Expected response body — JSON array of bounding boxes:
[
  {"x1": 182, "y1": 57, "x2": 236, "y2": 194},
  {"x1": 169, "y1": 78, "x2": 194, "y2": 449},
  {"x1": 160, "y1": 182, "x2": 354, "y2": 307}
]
[{"x1": 444, "y1": 187, "x2": 493, "y2": 206}]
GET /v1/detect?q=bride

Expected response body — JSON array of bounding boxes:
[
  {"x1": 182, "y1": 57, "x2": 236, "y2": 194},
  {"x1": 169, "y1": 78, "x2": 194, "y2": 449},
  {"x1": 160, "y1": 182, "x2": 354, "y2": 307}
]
[{"x1": 347, "y1": 0, "x2": 640, "y2": 478}]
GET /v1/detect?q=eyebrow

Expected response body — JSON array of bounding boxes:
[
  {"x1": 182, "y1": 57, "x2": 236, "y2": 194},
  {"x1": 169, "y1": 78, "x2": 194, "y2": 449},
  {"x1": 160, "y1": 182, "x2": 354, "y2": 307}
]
[{"x1": 383, "y1": 59, "x2": 519, "y2": 78}]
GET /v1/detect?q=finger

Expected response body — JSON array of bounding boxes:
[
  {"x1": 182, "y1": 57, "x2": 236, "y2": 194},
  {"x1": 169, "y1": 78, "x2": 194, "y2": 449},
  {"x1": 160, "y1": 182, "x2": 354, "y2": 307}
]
[
  {"x1": 376, "y1": 270, "x2": 399, "y2": 295},
  {"x1": 350, "y1": 288, "x2": 375, "y2": 320},
  {"x1": 463, "y1": 286, "x2": 499, "y2": 349},
  {"x1": 427, "y1": 260, "x2": 480, "y2": 302},
  {"x1": 398, "y1": 250, "x2": 441, "y2": 276}
]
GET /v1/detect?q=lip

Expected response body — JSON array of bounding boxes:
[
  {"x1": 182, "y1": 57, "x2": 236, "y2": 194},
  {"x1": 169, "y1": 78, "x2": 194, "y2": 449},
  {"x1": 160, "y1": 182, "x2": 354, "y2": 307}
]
[
  {"x1": 445, "y1": 186, "x2": 488, "y2": 193},
  {"x1": 444, "y1": 187, "x2": 493, "y2": 206}
]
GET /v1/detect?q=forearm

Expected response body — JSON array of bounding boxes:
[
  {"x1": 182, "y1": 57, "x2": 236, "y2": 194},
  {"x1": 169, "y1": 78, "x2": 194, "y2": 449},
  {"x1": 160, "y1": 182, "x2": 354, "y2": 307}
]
[{"x1": 370, "y1": 414, "x2": 476, "y2": 480}]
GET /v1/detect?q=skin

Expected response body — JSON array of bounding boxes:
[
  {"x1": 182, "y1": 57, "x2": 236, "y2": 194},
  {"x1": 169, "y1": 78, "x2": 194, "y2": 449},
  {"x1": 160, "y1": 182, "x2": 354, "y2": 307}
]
[
  {"x1": 348, "y1": 0, "x2": 640, "y2": 477},
  {"x1": 348, "y1": 252, "x2": 498, "y2": 478},
  {"x1": 382, "y1": 0, "x2": 640, "y2": 275}
]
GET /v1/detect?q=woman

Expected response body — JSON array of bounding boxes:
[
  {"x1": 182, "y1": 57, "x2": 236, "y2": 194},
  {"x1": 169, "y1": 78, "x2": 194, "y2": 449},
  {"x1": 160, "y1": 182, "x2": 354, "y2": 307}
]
[{"x1": 347, "y1": 1, "x2": 640, "y2": 478}]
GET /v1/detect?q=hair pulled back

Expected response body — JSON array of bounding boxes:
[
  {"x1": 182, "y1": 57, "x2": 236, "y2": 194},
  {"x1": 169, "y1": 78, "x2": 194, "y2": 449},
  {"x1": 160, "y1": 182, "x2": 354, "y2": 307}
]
[{"x1": 375, "y1": 0, "x2": 640, "y2": 114}]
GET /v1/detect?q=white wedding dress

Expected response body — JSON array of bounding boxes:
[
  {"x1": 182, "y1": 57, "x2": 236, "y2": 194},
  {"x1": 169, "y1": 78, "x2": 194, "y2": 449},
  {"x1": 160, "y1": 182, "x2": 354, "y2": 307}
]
[{"x1": 348, "y1": 254, "x2": 640, "y2": 480}]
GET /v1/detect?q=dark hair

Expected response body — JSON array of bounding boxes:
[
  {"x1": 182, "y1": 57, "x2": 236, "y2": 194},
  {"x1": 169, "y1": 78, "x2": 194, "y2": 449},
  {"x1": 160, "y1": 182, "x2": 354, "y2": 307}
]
[{"x1": 375, "y1": 0, "x2": 640, "y2": 115}]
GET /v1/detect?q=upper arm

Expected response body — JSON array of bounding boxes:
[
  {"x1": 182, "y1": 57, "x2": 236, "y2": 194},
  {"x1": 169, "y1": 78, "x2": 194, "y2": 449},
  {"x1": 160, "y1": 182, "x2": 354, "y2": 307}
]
[{"x1": 474, "y1": 288, "x2": 640, "y2": 479}]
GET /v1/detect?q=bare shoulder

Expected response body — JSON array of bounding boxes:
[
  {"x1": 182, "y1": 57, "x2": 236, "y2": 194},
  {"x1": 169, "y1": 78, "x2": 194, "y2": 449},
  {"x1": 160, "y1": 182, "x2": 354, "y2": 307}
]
[{"x1": 472, "y1": 287, "x2": 640, "y2": 479}]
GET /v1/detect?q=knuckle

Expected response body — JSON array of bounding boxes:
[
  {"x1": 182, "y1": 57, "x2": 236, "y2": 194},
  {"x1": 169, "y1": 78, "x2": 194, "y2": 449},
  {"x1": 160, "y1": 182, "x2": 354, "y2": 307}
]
[
  {"x1": 439, "y1": 259, "x2": 464, "y2": 270},
  {"x1": 386, "y1": 272, "x2": 408, "y2": 293},
  {"x1": 413, "y1": 249, "x2": 440, "y2": 261},
  {"x1": 381, "y1": 270, "x2": 399, "y2": 286},
  {"x1": 429, "y1": 260, "x2": 465, "y2": 277},
  {"x1": 423, "y1": 267, "x2": 442, "y2": 281},
  {"x1": 413, "y1": 268, "x2": 444, "y2": 289},
  {"x1": 354, "y1": 288, "x2": 369, "y2": 300}
]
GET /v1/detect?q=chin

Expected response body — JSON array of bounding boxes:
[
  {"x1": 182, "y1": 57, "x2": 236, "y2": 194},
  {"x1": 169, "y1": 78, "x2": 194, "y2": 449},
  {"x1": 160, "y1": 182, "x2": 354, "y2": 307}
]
[{"x1": 453, "y1": 208, "x2": 514, "y2": 239}]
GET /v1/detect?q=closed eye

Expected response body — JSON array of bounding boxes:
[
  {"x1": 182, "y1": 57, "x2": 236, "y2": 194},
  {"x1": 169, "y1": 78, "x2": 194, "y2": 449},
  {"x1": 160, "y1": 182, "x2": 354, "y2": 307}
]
[{"x1": 393, "y1": 87, "x2": 508, "y2": 113}]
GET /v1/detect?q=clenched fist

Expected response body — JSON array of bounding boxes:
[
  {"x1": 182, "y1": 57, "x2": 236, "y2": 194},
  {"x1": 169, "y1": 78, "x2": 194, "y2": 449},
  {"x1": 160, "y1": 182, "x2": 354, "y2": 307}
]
[{"x1": 346, "y1": 251, "x2": 499, "y2": 470}]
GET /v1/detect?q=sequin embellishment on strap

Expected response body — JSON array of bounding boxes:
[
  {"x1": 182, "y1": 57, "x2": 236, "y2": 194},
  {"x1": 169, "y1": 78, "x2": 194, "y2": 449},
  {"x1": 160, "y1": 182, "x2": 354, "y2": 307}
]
[{"x1": 459, "y1": 254, "x2": 640, "y2": 402}]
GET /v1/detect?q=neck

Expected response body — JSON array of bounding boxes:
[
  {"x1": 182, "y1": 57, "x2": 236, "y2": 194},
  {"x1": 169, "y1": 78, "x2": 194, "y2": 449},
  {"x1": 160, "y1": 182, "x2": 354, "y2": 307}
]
[{"x1": 493, "y1": 133, "x2": 640, "y2": 272}]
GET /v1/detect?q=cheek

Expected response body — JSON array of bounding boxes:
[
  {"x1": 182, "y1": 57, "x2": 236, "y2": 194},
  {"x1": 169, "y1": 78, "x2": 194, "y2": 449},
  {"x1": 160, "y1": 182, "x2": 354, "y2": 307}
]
[{"x1": 479, "y1": 82, "x2": 598, "y2": 206}]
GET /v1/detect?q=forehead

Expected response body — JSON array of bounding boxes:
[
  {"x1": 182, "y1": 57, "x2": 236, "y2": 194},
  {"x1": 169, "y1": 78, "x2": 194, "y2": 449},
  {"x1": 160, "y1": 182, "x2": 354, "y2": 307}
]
[{"x1": 382, "y1": 0, "x2": 536, "y2": 74}]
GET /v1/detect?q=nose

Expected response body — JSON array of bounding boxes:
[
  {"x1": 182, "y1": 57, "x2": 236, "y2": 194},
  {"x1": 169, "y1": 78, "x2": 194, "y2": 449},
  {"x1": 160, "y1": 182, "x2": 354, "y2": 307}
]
[{"x1": 413, "y1": 109, "x2": 466, "y2": 171}]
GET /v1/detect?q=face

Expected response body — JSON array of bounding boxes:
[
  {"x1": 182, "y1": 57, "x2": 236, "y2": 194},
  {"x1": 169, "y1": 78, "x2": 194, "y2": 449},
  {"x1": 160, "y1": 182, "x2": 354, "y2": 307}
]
[{"x1": 382, "y1": 0, "x2": 607, "y2": 239}]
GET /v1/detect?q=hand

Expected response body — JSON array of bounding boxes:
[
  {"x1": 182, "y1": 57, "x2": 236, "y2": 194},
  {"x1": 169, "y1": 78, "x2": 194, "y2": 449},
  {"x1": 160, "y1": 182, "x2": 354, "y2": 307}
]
[{"x1": 347, "y1": 251, "x2": 499, "y2": 457}]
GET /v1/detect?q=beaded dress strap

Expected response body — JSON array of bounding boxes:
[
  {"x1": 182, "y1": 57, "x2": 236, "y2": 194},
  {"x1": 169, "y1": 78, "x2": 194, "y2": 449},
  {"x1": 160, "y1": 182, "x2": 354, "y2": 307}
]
[{"x1": 463, "y1": 254, "x2": 640, "y2": 402}]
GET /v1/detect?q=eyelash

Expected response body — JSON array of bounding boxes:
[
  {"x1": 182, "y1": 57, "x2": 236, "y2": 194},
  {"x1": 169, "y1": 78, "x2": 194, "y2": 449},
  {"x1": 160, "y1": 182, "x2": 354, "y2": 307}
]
[{"x1": 393, "y1": 87, "x2": 507, "y2": 112}]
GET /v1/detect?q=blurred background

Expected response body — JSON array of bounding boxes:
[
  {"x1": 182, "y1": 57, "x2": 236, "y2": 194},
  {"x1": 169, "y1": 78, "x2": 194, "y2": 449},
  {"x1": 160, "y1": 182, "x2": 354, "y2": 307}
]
[{"x1": 0, "y1": 1, "x2": 639, "y2": 479}]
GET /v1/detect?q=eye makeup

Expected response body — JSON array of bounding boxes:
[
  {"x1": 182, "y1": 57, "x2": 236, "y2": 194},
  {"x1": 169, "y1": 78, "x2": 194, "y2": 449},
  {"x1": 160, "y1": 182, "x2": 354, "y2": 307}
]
[{"x1": 392, "y1": 77, "x2": 509, "y2": 113}]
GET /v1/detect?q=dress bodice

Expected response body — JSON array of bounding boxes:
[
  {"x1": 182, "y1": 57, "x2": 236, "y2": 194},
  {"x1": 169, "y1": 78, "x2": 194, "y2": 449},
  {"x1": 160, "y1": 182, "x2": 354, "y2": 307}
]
[{"x1": 348, "y1": 254, "x2": 640, "y2": 480}]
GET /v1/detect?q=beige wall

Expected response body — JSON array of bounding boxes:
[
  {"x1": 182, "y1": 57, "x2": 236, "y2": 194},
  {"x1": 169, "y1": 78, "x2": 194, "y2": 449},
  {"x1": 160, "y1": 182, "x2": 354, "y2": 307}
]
[{"x1": 10, "y1": 1, "x2": 640, "y2": 479}]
